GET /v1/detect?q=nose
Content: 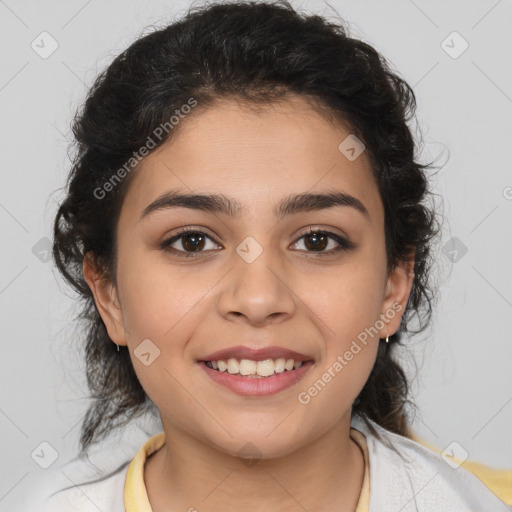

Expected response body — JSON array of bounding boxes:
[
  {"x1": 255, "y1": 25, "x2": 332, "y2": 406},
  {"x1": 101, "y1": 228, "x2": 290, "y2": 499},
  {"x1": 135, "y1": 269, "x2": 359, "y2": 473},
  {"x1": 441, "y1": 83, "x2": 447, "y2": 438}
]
[{"x1": 216, "y1": 248, "x2": 296, "y2": 326}]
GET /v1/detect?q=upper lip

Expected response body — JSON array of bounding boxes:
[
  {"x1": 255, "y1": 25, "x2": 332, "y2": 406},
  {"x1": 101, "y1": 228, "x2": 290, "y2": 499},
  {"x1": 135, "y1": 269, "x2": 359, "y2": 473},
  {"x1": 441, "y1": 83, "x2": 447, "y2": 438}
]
[{"x1": 200, "y1": 345, "x2": 314, "y2": 362}]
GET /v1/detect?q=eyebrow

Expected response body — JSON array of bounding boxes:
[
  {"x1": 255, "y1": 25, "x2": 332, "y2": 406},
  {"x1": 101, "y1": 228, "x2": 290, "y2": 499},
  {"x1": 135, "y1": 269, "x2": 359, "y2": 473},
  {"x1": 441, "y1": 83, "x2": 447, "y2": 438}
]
[{"x1": 139, "y1": 189, "x2": 369, "y2": 221}]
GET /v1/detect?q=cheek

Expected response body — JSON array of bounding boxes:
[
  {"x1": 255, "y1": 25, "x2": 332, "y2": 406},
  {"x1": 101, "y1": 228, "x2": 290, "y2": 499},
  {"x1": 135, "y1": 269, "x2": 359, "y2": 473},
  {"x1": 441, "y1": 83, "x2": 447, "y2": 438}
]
[
  {"x1": 117, "y1": 248, "x2": 211, "y2": 342},
  {"x1": 304, "y1": 261, "x2": 386, "y2": 343},
  {"x1": 295, "y1": 268, "x2": 383, "y2": 419},
  {"x1": 115, "y1": 249, "x2": 219, "y2": 396},
  {"x1": 295, "y1": 258, "x2": 384, "y2": 397},
  {"x1": 295, "y1": 340, "x2": 378, "y2": 437}
]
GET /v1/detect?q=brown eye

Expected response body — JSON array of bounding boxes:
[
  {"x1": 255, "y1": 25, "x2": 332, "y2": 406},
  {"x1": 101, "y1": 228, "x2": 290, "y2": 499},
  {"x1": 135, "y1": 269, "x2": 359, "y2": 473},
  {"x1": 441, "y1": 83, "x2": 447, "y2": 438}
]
[
  {"x1": 292, "y1": 229, "x2": 355, "y2": 255},
  {"x1": 303, "y1": 231, "x2": 329, "y2": 251},
  {"x1": 160, "y1": 229, "x2": 220, "y2": 257},
  {"x1": 181, "y1": 232, "x2": 206, "y2": 252}
]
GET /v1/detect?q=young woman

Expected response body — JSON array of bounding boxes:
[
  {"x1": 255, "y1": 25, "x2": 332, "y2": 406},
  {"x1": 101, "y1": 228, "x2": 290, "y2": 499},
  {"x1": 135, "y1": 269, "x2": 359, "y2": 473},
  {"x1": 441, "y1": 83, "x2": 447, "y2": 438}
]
[{"x1": 32, "y1": 1, "x2": 507, "y2": 510}]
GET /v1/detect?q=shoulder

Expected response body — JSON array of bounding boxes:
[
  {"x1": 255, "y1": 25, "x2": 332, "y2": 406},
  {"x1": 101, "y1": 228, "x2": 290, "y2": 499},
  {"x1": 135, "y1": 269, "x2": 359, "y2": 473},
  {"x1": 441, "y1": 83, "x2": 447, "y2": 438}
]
[
  {"x1": 350, "y1": 415, "x2": 508, "y2": 511},
  {"x1": 27, "y1": 459, "x2": 129, "y2": 512}
]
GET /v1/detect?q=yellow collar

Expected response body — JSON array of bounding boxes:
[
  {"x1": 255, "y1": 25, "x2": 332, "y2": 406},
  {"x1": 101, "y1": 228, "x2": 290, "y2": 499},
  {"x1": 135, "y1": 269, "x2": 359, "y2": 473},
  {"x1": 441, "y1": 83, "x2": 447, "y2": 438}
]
[{"x1": 124, "y1": 429, "x2": 369, "y2": 511}]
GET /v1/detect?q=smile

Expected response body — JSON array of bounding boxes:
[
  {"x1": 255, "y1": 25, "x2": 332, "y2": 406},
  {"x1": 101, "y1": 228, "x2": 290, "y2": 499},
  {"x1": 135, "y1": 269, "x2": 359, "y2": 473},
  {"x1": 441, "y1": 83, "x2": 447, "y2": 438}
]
[
  {"x1": 199, "y1": 358, "x2": 314, "y2": 396},
  {"x1": 205, "y1": 357, "x2": 305, "y2": 377}
]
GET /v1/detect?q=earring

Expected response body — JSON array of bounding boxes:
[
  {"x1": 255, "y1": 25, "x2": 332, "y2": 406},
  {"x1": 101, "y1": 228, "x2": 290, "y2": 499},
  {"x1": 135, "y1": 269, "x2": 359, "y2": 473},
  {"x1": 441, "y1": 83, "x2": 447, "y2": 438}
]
[
  {"x1": 116, "y1": 344, "x2": 120, "y2": 351},
  {"x1": 385, "y1": 323, "x2": 390, "y2": 344}
]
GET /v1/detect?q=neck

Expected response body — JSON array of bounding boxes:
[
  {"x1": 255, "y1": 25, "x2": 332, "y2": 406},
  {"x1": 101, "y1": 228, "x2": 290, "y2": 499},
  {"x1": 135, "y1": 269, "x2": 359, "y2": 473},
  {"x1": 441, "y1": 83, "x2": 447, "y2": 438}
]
[{"x1": 144, "y1": 414, "x2": 365, "y2": 512}]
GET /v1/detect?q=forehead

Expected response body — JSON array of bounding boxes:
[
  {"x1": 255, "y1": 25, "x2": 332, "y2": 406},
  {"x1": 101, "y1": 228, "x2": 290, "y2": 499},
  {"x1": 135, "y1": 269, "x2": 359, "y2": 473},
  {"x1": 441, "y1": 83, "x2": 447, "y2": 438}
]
[{"x1": 120, "y1": 95, "x2": 382, "y2": 222}]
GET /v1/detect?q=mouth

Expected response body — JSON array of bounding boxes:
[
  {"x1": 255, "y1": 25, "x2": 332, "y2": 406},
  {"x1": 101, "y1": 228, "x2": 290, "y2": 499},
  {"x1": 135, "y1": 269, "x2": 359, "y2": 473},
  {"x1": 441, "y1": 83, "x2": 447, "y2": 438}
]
[
  {"x1": 201, "y1": 357, "x2": 313, "y2": 378},
  {"x1": 197, "y1": 346, "x2": 315, "y2": 396}
]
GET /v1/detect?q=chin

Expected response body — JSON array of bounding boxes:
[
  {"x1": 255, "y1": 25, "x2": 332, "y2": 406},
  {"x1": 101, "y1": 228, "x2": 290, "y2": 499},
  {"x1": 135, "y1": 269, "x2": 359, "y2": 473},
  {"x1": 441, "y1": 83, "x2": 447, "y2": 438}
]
[{"x1": 202, "y1": 419, "x2": 308, "y2": 462}]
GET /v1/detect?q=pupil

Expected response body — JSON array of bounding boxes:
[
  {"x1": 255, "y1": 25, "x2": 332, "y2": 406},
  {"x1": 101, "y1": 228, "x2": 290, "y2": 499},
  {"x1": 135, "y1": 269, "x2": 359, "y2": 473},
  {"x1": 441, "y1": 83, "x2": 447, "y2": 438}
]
[
  {"x1": 183, "y1": 232, "x2": 205, "y2": 252},
  {"x1": 305, "y1": 232, "x2": 327, "y2": 251}
]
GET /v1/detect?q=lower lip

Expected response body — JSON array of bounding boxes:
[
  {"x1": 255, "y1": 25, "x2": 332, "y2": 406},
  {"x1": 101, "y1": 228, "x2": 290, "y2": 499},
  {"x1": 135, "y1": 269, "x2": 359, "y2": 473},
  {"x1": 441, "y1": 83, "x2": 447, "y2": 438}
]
[{"x1": 199, "y1": 360, "x2": 314, "y2": 396}]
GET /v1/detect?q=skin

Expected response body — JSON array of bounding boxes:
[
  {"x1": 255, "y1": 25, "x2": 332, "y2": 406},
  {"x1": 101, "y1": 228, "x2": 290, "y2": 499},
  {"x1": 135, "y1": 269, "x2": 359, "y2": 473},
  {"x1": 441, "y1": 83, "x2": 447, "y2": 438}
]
[{"x1": 84, "y1": 95, "x2": 414, "y2": 512}]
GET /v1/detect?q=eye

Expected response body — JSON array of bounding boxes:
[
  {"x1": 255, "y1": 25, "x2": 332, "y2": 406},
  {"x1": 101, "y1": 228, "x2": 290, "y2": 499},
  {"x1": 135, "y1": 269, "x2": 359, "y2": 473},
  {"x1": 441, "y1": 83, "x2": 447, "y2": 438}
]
[
  {"x1": 160, "y1": 226, "x2": 355, "y2": 259},
  {"x1": 291, "y1": 228, "x2": 354, "y2": 255},
  {"x1": 160, "y1": 228, "x2": 221, "y2": 257}
]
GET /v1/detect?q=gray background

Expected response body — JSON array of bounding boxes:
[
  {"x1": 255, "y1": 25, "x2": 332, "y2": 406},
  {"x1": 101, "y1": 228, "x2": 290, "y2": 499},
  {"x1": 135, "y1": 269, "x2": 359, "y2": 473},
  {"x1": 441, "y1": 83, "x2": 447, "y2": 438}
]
[{"x1": 1, "y1": 0, "x2": 511, "y2": 509}]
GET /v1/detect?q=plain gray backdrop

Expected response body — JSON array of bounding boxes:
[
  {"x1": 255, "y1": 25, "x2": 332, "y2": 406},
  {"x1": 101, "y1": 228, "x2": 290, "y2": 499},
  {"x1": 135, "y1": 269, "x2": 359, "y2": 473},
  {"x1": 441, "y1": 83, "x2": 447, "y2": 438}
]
[{"x1": 1, "y1": 0, "x2": 511, "y2": 510}]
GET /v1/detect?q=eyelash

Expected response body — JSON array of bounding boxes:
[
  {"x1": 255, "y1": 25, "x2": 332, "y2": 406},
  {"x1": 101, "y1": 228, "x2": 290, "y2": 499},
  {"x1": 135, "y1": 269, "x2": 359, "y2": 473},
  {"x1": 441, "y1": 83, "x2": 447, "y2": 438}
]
[{"x1": 160, "y1": 226, "x2": 355, "y2": 259}]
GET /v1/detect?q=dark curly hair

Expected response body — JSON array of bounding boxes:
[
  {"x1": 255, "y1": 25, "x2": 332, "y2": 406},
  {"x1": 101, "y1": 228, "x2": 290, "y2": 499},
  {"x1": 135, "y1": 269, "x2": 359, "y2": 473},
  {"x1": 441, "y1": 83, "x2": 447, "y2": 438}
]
[{"x1": 53, "y1": 0, "x2": 441, "y2": 457}]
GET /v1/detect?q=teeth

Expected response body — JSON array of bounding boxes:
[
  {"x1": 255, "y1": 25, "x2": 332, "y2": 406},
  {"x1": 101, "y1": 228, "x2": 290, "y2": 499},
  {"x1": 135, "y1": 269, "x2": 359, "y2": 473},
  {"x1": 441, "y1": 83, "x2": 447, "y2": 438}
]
[
  {"x1": 257, "y1": 359, "x2": 275, "y2": 377},
  {"x1": 239, "y1": 359, "x2": 257, "y2": 375},
  {"x1": 206, "y1": 357, "x2": 305, "y2": 377},
  {"x1": 274, "y1": 358, "x2": 286, "y2": 373},
  {"x1": 227, "y1": 358, "x2": 239, "y2": 374}
]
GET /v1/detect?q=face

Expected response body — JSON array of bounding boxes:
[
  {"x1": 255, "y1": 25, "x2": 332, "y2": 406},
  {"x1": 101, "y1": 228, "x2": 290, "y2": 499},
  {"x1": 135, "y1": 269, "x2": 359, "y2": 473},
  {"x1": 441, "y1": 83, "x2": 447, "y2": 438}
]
[{"x1": 85, "y1": 95, "x2": 413, "y2": 460}]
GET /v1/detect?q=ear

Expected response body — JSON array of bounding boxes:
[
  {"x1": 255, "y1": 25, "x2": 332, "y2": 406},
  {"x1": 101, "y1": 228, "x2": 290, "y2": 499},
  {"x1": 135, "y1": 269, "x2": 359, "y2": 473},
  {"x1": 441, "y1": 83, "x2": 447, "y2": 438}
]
[
  {"x1": 83, "y1": 252, "x2": 127, "y2": 346},
  {"x1": 379, "y1": 249, "x2": 415, "y2": 338}
]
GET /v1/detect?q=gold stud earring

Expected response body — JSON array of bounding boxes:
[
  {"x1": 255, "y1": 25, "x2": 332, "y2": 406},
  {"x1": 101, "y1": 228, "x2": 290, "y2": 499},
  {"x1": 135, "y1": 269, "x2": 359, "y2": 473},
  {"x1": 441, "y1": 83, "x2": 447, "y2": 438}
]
[{"x1": 385, "y1": 323, "x2": 390, "y2": 343}]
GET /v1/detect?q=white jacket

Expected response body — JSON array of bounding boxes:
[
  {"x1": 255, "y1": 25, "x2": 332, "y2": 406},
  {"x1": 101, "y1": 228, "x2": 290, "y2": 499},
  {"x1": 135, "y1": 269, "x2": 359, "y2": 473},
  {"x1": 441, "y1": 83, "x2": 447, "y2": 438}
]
[{"x1": 20, "y1": 415, "x2": 508, "y2": 512}]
